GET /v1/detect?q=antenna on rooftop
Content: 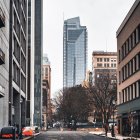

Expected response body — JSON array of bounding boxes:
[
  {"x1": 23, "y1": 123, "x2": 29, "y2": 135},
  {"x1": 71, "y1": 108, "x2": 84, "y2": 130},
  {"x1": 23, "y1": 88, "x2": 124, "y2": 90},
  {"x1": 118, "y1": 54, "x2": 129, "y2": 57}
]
[
  {"x1": 106, "y1": 39, "x2": 108, "y2": 52},
  {"x1": 63, "y1": 12, "x2": 64, "y2": 22}
]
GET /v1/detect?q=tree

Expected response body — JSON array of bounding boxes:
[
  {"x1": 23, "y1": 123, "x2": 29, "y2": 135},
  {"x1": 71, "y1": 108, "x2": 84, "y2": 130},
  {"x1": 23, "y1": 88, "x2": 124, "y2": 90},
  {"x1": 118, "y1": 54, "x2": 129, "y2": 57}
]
[
  {"x1": 53, "y1": 85, "x2": 92, "y2": 123},
  {"x1": 88, "y1": 73, "x2": 117, "y2": 124}
]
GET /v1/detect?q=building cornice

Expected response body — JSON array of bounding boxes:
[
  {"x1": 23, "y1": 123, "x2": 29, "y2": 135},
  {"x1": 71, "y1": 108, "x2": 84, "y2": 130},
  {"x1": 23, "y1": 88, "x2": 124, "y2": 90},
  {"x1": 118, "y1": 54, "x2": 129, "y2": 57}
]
[{"x1": 116, "y1": 0, "x2": 140, "y2": 37}]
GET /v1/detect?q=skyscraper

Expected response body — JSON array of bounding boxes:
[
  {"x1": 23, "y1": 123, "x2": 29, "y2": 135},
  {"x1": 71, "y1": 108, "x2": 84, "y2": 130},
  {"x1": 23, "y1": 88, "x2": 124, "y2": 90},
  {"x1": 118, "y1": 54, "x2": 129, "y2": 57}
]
[
  {"x1": 63, "y1": 17, "x2": 87, "y2": 88},
  {"x1": 27, "y1": 0, "x2": 43, "y2": 127},
  {"x1": 9, "y1": 0, "x2": 27, "y2": 129},
  {"x1": 0, "y1": 1, "x2": 10, "y2": 128},
  {"x1": 27, "y1": 0, "x2": 35, "y2": 126},
  {"x1": 34, "y1": 0, "x2": 43, "y2": 128}
]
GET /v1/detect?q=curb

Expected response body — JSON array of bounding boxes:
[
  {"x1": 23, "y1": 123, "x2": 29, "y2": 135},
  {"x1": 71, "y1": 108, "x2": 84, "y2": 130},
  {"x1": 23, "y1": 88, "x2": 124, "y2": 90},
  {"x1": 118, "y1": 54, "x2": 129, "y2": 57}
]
[
  {"x1": 93, "y1": 134, "x2": 117, "y2": 140},
  {"x1": 89, "y1": 132, "x2": 117, "y2": 140},
  {"x1": 22, "y1": 132, "x2": 41, "y2": 140}
]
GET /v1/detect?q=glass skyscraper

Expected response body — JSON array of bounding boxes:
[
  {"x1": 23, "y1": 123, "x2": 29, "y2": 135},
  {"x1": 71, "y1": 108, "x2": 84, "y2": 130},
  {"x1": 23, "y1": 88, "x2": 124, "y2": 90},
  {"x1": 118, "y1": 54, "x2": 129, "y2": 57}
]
[{"x1": 63, "y1": 17, "x2": 87, "y2": 88}]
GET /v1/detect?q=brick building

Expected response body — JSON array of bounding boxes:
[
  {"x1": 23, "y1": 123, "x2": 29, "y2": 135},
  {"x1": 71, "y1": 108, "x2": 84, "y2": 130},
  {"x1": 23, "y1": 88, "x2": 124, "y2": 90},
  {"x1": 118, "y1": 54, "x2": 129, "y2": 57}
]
[{"x1": 117, "y1": 0, "x2": 140, "y2": 136}]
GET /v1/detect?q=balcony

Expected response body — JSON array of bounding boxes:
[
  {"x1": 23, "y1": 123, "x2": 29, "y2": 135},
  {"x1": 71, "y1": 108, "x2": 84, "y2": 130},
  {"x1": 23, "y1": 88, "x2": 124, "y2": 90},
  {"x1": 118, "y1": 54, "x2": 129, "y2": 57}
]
[
  {"x1": 0, "y1": 8, "x2": 5, "y2": 28},
  {"x1": 0, "y1": 48, "x2": 5, "y2": 65}
]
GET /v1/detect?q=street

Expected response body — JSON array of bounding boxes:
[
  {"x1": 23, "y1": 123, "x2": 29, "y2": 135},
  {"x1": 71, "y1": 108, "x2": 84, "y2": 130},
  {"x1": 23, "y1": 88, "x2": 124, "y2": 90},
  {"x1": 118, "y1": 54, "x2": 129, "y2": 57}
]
[{"x1": 31, "y1": 129, "x2": 113, "y2": 140}]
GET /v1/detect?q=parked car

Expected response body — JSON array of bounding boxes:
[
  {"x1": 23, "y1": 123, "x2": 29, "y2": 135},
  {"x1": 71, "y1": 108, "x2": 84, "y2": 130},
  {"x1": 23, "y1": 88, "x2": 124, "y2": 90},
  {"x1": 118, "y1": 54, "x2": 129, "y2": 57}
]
[
  {"x1": 0, "y1": 126, "x2": 18, "y2": 138},
  {"x1": 109, "y1": 123, "x2": 117, "y2": 130},
  {"x1": 31, "y1": 126, "x2": 39, "y2": 133},
  {"x1": 22, "y1": 126, "x2": 34, "y2": 136}
]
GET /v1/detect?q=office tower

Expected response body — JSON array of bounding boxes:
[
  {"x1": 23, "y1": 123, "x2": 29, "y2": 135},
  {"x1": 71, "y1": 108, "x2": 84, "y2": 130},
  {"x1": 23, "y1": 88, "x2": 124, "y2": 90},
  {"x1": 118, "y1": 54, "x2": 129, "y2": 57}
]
[
  {"x1": 27, "y1": 0, "x2": 43, "y2": 127},
  {"x1": 92, "y1": 51, "x2": 117, "y2": 84},
  {"x1": 117, "y1": 0, "x2": 140, "y2": 136},
  {"x1": 0, "y1": 1, "x2": 10, "y2": 127},
  {"x1": 9, "y1": 0, "x2": 27, "y2": 129},
  {"x1": 27, "y1": 0, "x2": 35, "y2": 126},
  {"x1": 42, "y1": 54, "x2": 51, "y2": 130},
  {"x1": 34, "y1": 0, "x2": 43, "y2": 128},
  {"x1": 63, "y1": 17, "x2": 87, "y2": 88}
]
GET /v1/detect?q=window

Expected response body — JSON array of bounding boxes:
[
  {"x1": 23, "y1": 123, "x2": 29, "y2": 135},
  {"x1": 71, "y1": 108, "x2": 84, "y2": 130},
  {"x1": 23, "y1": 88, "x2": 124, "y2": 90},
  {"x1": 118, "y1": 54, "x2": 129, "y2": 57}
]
[
  {"x1": 119, "y1": 50, "x2": 121, "y2": 62},
  {"x1": 119, "y1": 71, "x2": 121, "y2": 84},
  {"x1": 97, "y1": 58, "x2": 102, "y2": 62},
  {"x1": 97, "y1": 58, "x2": 100, "y2": 62},
  {"x1": 97, "y1": 63, "x2": 102, "y2": 67}
]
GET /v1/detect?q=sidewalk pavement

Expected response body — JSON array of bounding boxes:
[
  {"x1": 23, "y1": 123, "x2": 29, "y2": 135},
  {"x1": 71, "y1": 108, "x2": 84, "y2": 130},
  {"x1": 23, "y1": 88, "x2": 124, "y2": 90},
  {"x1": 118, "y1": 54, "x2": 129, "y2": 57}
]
[{"x1": 89, "y1": 131, "x2": 140, "y2": 140}]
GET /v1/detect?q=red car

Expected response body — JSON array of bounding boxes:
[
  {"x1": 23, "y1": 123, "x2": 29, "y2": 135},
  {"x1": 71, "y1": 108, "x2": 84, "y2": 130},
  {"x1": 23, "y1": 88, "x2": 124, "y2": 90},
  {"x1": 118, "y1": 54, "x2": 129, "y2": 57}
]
[{"x1": 22, "y1": 126, "x2": 35, "y2": 136}]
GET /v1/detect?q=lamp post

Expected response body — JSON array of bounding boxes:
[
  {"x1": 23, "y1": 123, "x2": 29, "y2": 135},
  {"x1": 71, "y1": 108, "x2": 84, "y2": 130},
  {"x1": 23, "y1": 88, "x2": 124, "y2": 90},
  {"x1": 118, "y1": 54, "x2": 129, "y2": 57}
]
[
  {"x1": 111, "y1": 100, "x2": 115, "y2": 137},
  {"x1": 37, "y1": 111, "x2": 40, "y2": 127}
]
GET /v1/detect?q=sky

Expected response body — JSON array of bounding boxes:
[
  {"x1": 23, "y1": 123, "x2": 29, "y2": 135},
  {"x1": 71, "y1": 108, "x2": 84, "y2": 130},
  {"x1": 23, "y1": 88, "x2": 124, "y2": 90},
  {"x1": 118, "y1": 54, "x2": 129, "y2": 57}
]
[{"x1": 43, "y1": 0, "x2": 135, "y2": 97}]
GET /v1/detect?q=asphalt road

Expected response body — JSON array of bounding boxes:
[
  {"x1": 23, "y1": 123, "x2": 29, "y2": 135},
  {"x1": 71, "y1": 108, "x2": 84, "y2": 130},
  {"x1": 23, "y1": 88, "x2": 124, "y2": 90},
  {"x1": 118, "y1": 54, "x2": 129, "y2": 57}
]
[{"x1": 31, "y1": 129, "x2": 113, "y2": 140}]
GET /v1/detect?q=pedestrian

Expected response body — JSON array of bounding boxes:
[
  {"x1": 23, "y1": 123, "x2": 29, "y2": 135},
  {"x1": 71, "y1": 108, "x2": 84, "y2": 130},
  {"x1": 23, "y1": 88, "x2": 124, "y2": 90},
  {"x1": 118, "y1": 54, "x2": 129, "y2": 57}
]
[
  {"x1": 104, "y1": 123, "x2": 108, "y2": 136},
  {"x1": 114, "y1": 124, "x2": 118, "y2": 135}
]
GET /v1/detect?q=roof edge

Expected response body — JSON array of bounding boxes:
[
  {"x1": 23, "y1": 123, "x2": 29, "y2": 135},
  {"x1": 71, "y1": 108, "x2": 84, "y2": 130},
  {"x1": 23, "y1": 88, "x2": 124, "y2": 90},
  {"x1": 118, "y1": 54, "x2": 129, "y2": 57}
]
[{"x1": 116, "y1": 0, "x2": 140, "y2": 37}]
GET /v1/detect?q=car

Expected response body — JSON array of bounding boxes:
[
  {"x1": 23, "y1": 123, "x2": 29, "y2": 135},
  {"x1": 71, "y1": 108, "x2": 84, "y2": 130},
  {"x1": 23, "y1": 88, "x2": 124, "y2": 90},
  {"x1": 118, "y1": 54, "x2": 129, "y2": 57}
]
[
  {"x1": 31, "y1": 126, "x2": 39, "y2": 133},
  {"x1": 0, "y1": 126, "x2": 18, "y2": 138},
  {"x1": 22, "y1": 126, "x2": 34, "y2": 136},
  {"x1": 109, "y1": 123, "x2": 117, "y2": 130}
]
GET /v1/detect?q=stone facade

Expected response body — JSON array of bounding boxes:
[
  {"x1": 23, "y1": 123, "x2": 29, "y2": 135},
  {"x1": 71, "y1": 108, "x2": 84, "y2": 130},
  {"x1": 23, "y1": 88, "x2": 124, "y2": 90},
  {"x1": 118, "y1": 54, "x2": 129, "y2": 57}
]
[{"x1": 0, "y1": 0, "x2": 10, "y2": 128}]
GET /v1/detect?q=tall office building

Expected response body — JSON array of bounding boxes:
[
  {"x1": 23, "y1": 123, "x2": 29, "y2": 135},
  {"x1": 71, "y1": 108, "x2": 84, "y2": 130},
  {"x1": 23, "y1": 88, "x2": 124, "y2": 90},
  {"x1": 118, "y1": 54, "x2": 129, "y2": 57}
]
[
  {"x1": 63, "y1": 17, "x2": 87, "y2": 88},
  {"x1": 26, "y1": 0, "x2": 43, "y2": 127},
  {"x1": 34, "y1": 0, "x2": 43, "y2": 128},
  {"x1": 117, "y1": 0, "x2": 140, "y2": 136},
  {"x1": 9, "y1": 0, "x2": 27, "y2": 129},
  {"x1": 26, "y1": 0, "x2": 35, "y2": 126},
  {"x1": 0, "y1": 1, "x2": 10, "y2": 127}
]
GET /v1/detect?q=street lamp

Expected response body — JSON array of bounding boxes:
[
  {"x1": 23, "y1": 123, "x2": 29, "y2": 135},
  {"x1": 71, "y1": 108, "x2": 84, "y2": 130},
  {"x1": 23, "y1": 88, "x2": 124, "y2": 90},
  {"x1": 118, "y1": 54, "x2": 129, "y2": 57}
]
[{"x1": 111, "y1": 100, "x2": 116, "y2": 137}]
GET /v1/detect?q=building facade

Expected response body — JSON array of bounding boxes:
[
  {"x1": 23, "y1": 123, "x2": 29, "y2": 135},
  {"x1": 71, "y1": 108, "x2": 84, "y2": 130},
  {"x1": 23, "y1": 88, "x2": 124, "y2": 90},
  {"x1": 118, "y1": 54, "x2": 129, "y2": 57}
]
[
  {"x1": 34, "y1": 0, "x2": 43, "y2": 128},
  {"x1": 82, "y1": 70, "x2": 92, "y2": 88},
  {"x1": 117, "y1": 0, "x2": 140, "y2": 137},
  {"x1": 63, "y1": 17, "x2": 87, "y2": 88},
  {"x1": 92, "y1": 51, "x2": 117, "y2": 84},
  {"x1": 9, "y1": 0, "x2": 27, "y2": 130},
  {"x1": 0, "y1": 1, "x2": 10, "y2": 127},
  {"x1": 26, "y1": 0, "x2": 35, "y2": 126},
  {"x1": 42, "y1": 54, "x2": 51, "y2": 130}
]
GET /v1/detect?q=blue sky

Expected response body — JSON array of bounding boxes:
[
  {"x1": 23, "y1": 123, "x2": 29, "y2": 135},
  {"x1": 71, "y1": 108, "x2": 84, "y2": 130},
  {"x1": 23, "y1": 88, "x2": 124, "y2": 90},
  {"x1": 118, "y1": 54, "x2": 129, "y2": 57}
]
[{"x1": 43, "y1": 0, "x2": 135, "y2": 97}]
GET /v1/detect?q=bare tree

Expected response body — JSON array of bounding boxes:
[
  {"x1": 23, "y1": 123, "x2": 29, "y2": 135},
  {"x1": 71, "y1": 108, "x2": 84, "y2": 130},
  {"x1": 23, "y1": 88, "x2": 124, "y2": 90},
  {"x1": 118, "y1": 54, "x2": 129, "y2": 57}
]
[
  {"x1": 88, "y1": 73, "x2": 117, "y2": 125},
  {"x1": 53, "y1": 86, "x2": 92, "y2": 123}
]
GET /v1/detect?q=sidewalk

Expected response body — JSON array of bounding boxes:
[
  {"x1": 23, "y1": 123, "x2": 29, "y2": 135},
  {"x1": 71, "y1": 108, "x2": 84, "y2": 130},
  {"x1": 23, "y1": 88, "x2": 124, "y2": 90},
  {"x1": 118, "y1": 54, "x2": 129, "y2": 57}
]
[{"x1": 89, "y1": 131, "x2": 140, "y2": 140}]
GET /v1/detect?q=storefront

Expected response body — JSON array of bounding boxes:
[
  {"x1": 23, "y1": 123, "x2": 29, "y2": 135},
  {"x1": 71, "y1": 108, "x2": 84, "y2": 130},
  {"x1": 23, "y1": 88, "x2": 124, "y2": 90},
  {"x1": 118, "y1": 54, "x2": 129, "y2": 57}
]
[{"x1": 117, "y1": 110, "x2": 140, "y2": 137}]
